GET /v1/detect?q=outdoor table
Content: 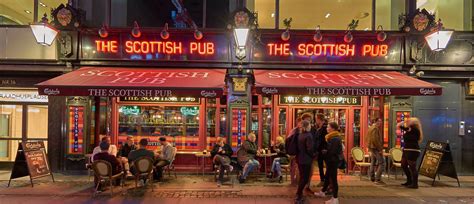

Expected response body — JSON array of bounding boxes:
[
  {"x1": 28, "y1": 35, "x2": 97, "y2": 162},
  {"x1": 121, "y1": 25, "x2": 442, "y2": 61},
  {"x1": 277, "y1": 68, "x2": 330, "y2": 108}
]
[
  {"x1": 195, "y1": 152, "x2": 212, "y2": 176},
  {"x1": 257, "y1": 153, "x2": 276, "y2": 174}
]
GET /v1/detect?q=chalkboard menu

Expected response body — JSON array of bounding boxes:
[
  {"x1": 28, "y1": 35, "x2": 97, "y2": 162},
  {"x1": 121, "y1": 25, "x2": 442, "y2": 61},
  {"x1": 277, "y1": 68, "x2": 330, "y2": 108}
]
[
  {"x1": 8, "y1": 141, "x2": 54, "y2": 187},
  {"x1": 419, "y1": 141, "x2": 460, "y2": 187}
]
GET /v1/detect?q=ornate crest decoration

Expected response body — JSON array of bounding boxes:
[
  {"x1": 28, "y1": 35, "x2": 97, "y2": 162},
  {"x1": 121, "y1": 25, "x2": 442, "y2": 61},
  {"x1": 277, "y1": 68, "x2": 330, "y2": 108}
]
[
  {"x1": 51, "y1": 3, "x2": 83, "y2": 30},
  {"x1": 399, "y1": 9, "x2": 436, "y2": 33}
]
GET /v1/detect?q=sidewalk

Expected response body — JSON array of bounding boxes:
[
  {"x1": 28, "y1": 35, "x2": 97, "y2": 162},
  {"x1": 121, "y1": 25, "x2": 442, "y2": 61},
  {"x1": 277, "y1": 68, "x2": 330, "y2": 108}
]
[{"x1": 0, "y1": 171, "x2": 473, "y2": 204}]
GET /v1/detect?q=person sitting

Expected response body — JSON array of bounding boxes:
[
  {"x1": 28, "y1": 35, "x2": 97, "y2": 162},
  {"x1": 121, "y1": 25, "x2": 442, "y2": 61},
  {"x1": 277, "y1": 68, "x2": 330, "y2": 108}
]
[
  {"x1": 237, "y1": 133, "x2": 260, "y2": 183},
  {"x1": 154, "y1": 137, "x2": 174, "y2": 181},
  {"x1": 211, "y1": 137, "x2": 234, "y2": 187},
  {"x1": 128, "y1": 138, "x2": 154, "y2": 177},
  {"x1": 93, "y1": 141, "x2": 122, "y2": 190},
  {"x1": 118, "y1": 136, "x2": 136, "y2": 177},
  {"x1": 268, "y1": 136, "x2": 289, "y2": 183},
  {"x1": 91, "y1": 136, "x2": 118, "y2": 162}
]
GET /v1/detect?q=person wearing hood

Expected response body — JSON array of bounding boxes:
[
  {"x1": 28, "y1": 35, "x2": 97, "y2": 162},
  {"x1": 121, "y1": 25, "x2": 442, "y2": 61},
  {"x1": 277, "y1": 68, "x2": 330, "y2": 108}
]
[{"x1": 315, "y1": 122, "x2": 343, "y2": 204}]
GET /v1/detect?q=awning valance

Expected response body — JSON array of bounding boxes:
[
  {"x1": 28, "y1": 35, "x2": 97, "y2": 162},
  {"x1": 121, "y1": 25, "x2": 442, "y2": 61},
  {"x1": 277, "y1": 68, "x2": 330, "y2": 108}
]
[
  {"x1": 36, "y1": 67, "x2": 226, "y2": 98},
  {"x1": 254, "y1": 70, "x2": 442, "y2": 96}
]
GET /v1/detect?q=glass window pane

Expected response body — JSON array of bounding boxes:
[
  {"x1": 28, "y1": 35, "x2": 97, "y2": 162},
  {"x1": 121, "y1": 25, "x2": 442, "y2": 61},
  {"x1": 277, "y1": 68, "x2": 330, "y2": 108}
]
[
  {"x1": 27, "y1": 105, "x2": 48, "y2": 149},
  {"x1": 278, "y1": 108, "x2": 287, "y2": 137},
  {"x1": 0, "y1": 0, "x2": 34, "y2": 25},
  {"x1": 206, "y1": 107, "x2": 216, "y2": 137},
  {"x1": 376, "y1": 0, "x2": 405, "y2": 30},
  {"x1": 279, "y1": 0, "x2": 372, "y2": 30},
  {"x1": 0, "y1": 105, "x2": 22, "y2": 161},
  {"x1": 417, "y1": 0, "x2": 472, "y2": 31},
  {"x1": 248, "y1": 0, "x2": 276, "y2": 28},
  {"x1": 37, "y1": 0, "x2": 68, "y2": 23},
  {"x1": 219, "y1": 108, "x2": 227, "y2": 137},
  {"x1": 118, "y1": 105, "x2": 200, "y2": 151},
  {"x1": 251, "y1": 109, "x2": 259, "y2": 140},
  {"x1": 262, "y1": 108, "x2": 271, "y2": 148},
  {"x1": 353, "y1": 109, "x2": 361, "y2": 147}
]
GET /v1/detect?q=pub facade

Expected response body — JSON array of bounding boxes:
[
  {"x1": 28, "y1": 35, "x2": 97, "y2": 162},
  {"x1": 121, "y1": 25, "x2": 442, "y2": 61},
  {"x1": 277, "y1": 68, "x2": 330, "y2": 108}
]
[{"x1": 0, "y1": 1, "x2": 473, "y2": 174}]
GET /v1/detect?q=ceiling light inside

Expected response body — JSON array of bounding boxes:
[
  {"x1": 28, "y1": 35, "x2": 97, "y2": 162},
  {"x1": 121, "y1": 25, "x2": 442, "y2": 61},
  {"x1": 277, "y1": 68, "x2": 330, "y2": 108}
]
[
  {"x1": 271, "y1": 13, "x2": 275, "y2": 18},
  {"x1": 24, "y1": 10, "x2": 32, "y2": 14},
  {"x1": 39, "y1": 2, "x2": 47, "y2": 7},
  {"x1": 325, "y1": 13, "x2": 331, "y2": 18}
]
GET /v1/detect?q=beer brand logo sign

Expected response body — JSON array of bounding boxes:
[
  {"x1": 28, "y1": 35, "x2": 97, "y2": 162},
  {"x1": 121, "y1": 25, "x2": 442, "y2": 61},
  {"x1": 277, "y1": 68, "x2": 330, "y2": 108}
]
[
  {"x1": 428, "y1": 142, "x2": 444, "y2": 151},
  {"x1": 262, "y1": 87, "x2": 278, "y2": 94},
  {"x1": 44, "y1": 88, "x2": 60, "y2": 95},
  {"x1": 201, "y1": 90, "x2": 217, "y2": 98},
  {"x1": 420, "y1": 88, "x2": 437, "y2": 95}
]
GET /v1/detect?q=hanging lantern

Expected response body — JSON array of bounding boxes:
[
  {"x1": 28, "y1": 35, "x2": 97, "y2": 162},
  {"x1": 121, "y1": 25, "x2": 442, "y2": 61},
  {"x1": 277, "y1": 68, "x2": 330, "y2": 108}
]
[
  {"x1": 30, "y1": 13, "x2": 59, "y2": 46},
  {"x1": 131, "y1": 21, "x2": 141, "y2": 38},
  {"x1": 313, "y1": 25, "x2": 323, "y2": 42},
  {"x1": 194, "y1": 29, "x2": 203, "y2": 40},
  {"x1": 344, "y1": 31, "x2": 353, "y2": 43},
  {"x1": 376, "y1": 25, "x2": 387, "y2": 42},
  {"x1": 98, "y1": 24, "x2": 108, "y2": 38},
  {"x1": 160, "y1": 23, "x2": 170, "y2": 40},
  {"x1": 425, "y1": 19, "x2": 454, "y2": 51},
  {"x1": 281, "y1": 29, "x2": 290, "y2": 41}
]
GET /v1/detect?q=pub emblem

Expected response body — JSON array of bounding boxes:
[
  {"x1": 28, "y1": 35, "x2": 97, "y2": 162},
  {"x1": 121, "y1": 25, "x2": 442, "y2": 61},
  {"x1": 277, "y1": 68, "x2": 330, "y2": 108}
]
[
  {"x1": 262, "y1": 87, "x2": 278, "y2": 94},
  {"x1": 413, "y1": 13, "x2": 429, "y2": 31}
]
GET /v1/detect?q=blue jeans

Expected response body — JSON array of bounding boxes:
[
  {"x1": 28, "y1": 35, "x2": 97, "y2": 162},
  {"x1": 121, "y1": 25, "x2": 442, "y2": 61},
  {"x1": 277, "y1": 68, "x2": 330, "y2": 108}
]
[
  {"x1": 271, "y1": 158, "x2": 282, "y2": 177},
  {"x1": 241, "y1": 159, "x2": 260, "y2": 179}
]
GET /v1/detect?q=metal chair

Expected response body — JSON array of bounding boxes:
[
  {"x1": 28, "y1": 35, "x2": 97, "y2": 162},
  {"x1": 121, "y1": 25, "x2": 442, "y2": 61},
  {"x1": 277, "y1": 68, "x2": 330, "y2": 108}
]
[
  {"x1": 280, "y1": 156, "x2": 292, "y2": 181},
  {"x1": 389, "y1": 147, "x2": 403, "y2": 179},
  {"x1": 92, "y1": 160, "x2": 124, "y2": 196},
  {"x1": 132, "y1": 156, "x2": 154, "y2": 191},
  {"x1": 164, "y1": 147, "x2": 178, "y2": 179},
  {"x1": 351, "y1": 147, "x2": 371, "y2": 180}
]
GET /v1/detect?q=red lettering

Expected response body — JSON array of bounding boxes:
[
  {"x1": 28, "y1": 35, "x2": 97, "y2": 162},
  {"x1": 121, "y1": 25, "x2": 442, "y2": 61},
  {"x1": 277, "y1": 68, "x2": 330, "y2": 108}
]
[
  {"x1": 267, "y1": 43, "x2": 290, "y2": 56},
  {"x1": 95, "y1": 40, "x2": 118, "y2": 53}
]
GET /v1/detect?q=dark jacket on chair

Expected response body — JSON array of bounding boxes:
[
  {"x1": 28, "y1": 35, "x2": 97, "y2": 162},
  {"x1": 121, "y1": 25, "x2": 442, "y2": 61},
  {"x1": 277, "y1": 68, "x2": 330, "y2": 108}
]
[
  {"x1": 211, "y1": 143, "x2": 233, "y2": 159},
  {"x1": 296, "y1": 131, "x2": 314, "y2": 165},
  {"x1": 93, "y1": 152, "x2": 123, "y2": 175},
  {"x1": 237, "y1": 140, "x2": 258, "y2": 165}
]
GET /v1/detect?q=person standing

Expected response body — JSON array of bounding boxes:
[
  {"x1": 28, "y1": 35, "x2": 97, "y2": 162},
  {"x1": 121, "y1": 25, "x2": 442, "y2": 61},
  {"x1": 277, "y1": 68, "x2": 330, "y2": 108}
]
[
  {"x1": 295, "y1": 120, "x2": 314, "y2": 203},
  {"x1": 315, "y1": 122, "x2": 343, "y2": 204},
  {"x1": 397, "y1": 117, "x2": 424, "y2": 189},
  {"x1": 238, "y1": 133, "x2": 260, "y2": 183},
  {"x1": 211, "y1": 137, "x2": 234, "y2": 187},
  {"x1": 367, "y1": 118, "x2": 385, "y2": 184},
  {"x1": 300, "y1": 113, "x2": 318, "y2": 193},
  {"x1": 269, "y1": 136, "x2": 289, "y2": 183},
  {"x1": 315, "y1": 113, "x2": 328, "y2": 187}
]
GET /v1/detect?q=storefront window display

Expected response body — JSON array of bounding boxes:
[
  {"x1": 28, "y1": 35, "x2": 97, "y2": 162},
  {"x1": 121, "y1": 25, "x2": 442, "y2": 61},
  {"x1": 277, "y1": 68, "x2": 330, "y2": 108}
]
[{"x1": 0, "y1": 0, "x2": 67, "y2": 25}]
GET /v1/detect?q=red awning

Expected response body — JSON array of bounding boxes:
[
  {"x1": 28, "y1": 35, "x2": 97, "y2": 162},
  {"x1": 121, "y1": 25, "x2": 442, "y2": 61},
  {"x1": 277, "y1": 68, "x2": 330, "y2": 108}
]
[
  {"x1": 36, "y1": 67, "x2": 226, "y2": 98},
  {"x1": 254, "y1": 70, "x2": 442, "y2": 96}
]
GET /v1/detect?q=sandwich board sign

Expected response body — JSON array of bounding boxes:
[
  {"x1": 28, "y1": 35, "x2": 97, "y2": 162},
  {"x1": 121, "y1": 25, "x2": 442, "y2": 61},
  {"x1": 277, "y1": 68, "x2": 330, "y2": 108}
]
[{"x1": 419, "y1": 141, "x2": 460, "y2": 187}]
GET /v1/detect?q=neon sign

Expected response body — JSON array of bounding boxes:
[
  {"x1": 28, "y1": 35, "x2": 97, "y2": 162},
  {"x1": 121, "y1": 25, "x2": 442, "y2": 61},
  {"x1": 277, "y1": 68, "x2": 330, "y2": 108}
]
[
  {"x1": 267, "y1": 43, "x2": 388, "y2": 57},
  {"x1": 94, "y1": 40, "x2": 215, "y2": 55},
  {"x1": 180, "y1": 106, "x2": 199, "y2": 116}
]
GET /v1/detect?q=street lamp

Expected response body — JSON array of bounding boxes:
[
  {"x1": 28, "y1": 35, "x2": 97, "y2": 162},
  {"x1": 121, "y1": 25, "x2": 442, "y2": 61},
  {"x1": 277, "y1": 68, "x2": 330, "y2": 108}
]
[
  {"x1": 30, "y1": 14, "x2": 59, "y2": 46},
  {"x1": 425, "y1": 19, "x2": 453, "y2": 51},
  {"x1": 233, "y1": 28, "x2": 249, "y2": 60}
]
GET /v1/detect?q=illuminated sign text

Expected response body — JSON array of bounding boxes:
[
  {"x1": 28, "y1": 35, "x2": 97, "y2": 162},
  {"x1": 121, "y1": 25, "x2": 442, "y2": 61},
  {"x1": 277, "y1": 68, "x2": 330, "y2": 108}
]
[
  {"x1": 267, "y1": 43, "x2": 389, "y2": 57},
  {"x1": 94, "y1": 40, "x2": 215, "y2": 55},
  {"x1": 280, "y1": 95, "x2": 361, "y2": 105}
]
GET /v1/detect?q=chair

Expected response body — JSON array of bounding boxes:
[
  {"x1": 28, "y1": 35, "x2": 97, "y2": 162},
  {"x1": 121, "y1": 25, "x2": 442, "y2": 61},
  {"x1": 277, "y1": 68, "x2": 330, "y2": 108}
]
[
  {"x1": 164, "y1": 147, "x2": 178, "y2": 179},
  {"x1": 351, "y1": 147, "x2": 371, "y2": 180},
  {"x1": 86, "y1": 154, "x2": 94, "y2": 181},
  {"x1": 132, "y1": 156, "x2": 154, "y2": 191},
  {"x1": 389, "y1": 148, "x2": 403, "y2": 179},
  {"x1": 92, "y1": 160, "x2": 124, "y2": 196},
  {"x1": 280, "y1": 156, "x2": 292, "y2": 182}
]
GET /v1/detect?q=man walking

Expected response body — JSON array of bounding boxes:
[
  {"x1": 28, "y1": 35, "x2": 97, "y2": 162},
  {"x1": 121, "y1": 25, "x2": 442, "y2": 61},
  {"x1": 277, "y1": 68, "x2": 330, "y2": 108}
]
[{"x1": 367, "y1": 118, "x2": 385, "y2": 184}]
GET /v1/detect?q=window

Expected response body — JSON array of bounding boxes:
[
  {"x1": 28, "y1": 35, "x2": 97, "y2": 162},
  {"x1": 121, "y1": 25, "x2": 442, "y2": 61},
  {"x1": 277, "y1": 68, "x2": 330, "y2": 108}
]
[
  {"x1": 417, "y1": 0, "x2": 473, "y2": 31},
  {"x1": 262, "y1": 108, "x2": 271, "y2": 148},
  {"x1": 279, "y1": 0, "x2": 372, "y2": 30},
  {"x1": 376, "y1": 0, "x2": 406, "y2": 30},
  {"x1": 0, "y1": 0, "x2": 67, "y2": 25},
  {"x1": 0, "y1": 105, "x2": 22, "y2": 161},
  {"x1": 26, "y1": 105, "x2": 48, "y2": 148},
  {"x1": 118, "y1": 105, "x2": 200, "y2": 151},
  {"x1": 247, "y1": 0, "x2": 276, "y2": 28},
  {"x1": 278, "y1": 108, "x2": 287, "y2": 137}
]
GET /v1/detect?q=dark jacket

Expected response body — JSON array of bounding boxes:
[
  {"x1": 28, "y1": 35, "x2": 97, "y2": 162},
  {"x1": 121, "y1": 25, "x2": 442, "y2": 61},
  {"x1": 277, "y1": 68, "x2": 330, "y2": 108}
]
[
  {"x1": 119, "y1": 143, "x2": 136, "y2": 157},
  {"x1": 401, "y1": 126, "x2": 421, "y2": 150},
  {"x1": 211, "y1": 143, "x2": 233, "y2": 159},
  {"x1": 296, "y1": 131, "x2": 314, "y2": 165},
  {"x1": 128, "y1": 148, "x2": 155, "y2": 163},
  {"x1": 93, "y1": 152, "x2": 122, "y2": 175},
  {"x1": 271, "y1": 143, "x2": 289, "y2": 164},
  {"x1": 325, "y1": 131, "x2": 343, "y2": 163},
  {"x1": 367, "y1": 124, "x2": 383, "y2": 151},
  {"x1": 237, "y1": 140, "x2": 258, "y2": 164},
  {"x1": 316, "y1": 123, "x2": 328, "y2": 153}
]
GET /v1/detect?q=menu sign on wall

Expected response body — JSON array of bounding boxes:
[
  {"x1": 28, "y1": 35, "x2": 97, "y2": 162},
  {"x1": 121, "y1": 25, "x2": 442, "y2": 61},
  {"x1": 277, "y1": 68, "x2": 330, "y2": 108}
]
[{"x1": 280, "y1": 95, "x2": 361, "y2": 105}]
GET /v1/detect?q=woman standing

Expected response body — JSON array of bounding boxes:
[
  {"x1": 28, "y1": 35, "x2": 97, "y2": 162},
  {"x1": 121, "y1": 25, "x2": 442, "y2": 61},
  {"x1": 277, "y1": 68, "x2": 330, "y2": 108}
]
[
  {"x1": 268, "y1": 136, "x2": 289, "y2": 183},
  {"x1": 315, "y1": 122, "x2": 343, "y2": 204},
  {"x1": 397, "y1": 117, "x2": 424, "y2": 189}
]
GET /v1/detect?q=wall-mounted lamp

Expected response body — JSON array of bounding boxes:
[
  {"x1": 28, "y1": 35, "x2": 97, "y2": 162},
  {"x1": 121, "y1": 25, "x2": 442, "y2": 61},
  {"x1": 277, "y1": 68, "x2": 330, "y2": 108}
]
[
  {"x1": 131, "y1": 21, "x2": 141, "y2": 38},
  {"x1": 313, "y1": 25, "x2": 323, "y2": 42},
  {"x1": 30, "y1": 13, "x2": 59, "y2": 46},
  {"x1": 377, "y1": 25, "x2": 387, "y2": 42},
  {"x1": 98, "y1": 24, "x2": 108, "y2": 38},
  {"x1": 425, "y1": 19, "x2": 454, "y2": 51},
  {"x1": 234, "y1": 28, "x2": 250, "y2": 60},
  {"x1": 194, "y1": 29, "x2": 203, "y2": 40},
  {"x1": 160, "y1": 23, "x2": 170, "y2": 40}
]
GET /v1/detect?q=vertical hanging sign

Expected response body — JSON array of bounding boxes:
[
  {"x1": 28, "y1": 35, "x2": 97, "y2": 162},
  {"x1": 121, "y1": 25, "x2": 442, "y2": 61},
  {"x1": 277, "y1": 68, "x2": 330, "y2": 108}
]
[
  {"x1": 68, "y1": 106, "x2": 84, "y2": 154},
  {"x1": 231, "y1": 109, "x2": 247, "y2": 150},
  {"x1": 395, "y1": 111, "x2": 410, "y2": 148}
]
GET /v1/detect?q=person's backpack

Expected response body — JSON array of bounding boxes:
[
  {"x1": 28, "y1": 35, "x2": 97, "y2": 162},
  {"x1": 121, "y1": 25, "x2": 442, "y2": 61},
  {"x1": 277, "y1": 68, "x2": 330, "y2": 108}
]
[{"x1": 285, "y1": 131, "x2": 299, "y2": 156}]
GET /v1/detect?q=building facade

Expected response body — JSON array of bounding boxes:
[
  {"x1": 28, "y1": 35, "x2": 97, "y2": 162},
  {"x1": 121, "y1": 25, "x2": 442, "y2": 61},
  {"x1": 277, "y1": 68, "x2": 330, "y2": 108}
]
[{"x1": 0, "y1": 0, "x2": 473, "y2": 174}]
